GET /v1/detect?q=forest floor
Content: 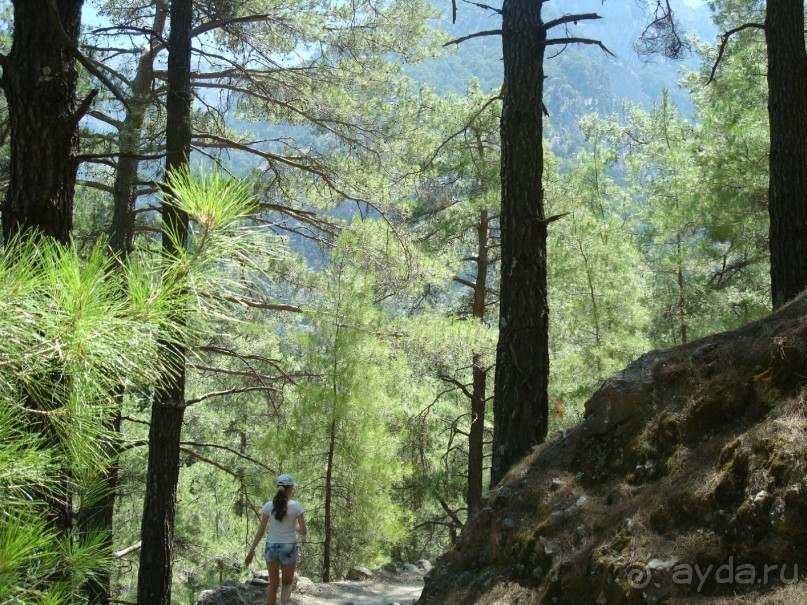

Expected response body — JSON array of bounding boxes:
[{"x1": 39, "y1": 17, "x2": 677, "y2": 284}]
[{"x1": 292, "y1": 570, "x2": 423, "y2": 605}]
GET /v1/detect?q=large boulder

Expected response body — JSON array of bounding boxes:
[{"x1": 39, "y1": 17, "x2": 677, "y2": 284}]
[
  {"x1": 419, "y1": 295, "x2": 807, "y2": 604},
  {"x1": 346, "y1": 565, "x2": 374, "y2": 581},
  {"x1": 193, "y1": 572, "x2": 315, "y2": 605},
  {"x1": 194, "y1": 584, "x2": 264, "y2": 605},
  {"x1": 582, "y1": 348, "x2": 668, "y2": 436}
]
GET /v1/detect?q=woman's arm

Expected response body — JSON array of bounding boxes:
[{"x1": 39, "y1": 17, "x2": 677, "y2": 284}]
[
  {"x1": 244, "y1": 514, "x2": 269, "y2": 565},
  {"x1": 296, "y1": 513, "x2": 307, "y2": 536}
]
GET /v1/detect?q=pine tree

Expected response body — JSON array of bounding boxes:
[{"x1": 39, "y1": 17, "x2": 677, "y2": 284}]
[
  {"x1": 1, "y1": 0, "x2": 85, "y2": 242},
  {"x1": 277, "y1": 235, "x2": 407, "y2": 581}
]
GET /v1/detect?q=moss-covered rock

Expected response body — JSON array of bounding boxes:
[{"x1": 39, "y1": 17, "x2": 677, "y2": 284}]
[{"x1": 419, "y1": 294, "x2": 807, "y2": 605}]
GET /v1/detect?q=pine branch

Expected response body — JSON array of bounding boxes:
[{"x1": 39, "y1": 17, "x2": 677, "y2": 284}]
[
  {"x1": 444, "y1": 29, "x2": 502, "y2": 47},
  {"x1": 461, "y1": 0, "x2": 501, "y2": 15},
  {"x1": 439, "y1": 374, "x2": 474, "y2": 401},
  {"x1": 412, "y1": 519, "x2": 463, "y2": 530},
  {"x1": 180, "y1": 441, "x2": 276, "y2": 472},
  {"x1": 452, "y1": 275, "x2": 498, "y2": 297},
  {"x1": 542, "y1": 37, "x2": 615, "y2": 57},
  {"x1": 125, "y1": 437, "x2": 276, "y2": 473},
  {"x1": 191, "y1": 14, "x2": 286, "y2": 39},
  {"x1": 543, "y1": 13, "x2": 602, "y2": 31},
  {"x1": 708, "y1": 23, "x2": 766, "y2": 84},
  {"x1": 189, "y1": 80, "x2": 379, "y2": 153},
  {"x1": 88, "y1": 110, "x2": 123, "y2": 130},
  {"x1": 76, "y1": 151, "x2": 166, "y2": 162},
  {"x1": 438, "y1": 496, "x2": 465, "y2": 527},
  {"x1": 540, "y1": 212, "x2": 570, "y2": 226},
  {"x1": 46, "y1": 0, "x2": 131, "y2": 109},
  {"x1": 180, "y1": 447, "x2": 242, "y2": 478},
  {"x1": 83, "y1": 54, "x2": 133, "y2": 87},
  {"x1": 195, "y1": 345, "x2": 304, "y2": 386},
  {"x1": 72, "y1": 90, "x2": 98, "y2": 125},
  {"x1": 636, "y1": 0, "x2": 690, "y2": 59},
  {"x1": 90, "y1": 25, "x2": 166, "y2": 44},
  {"x1": 77, "y1": 179, "x2": 114, "y2": 194},
  {"x1": 185, "y1": 385, "x2": 281, "y2": 405},
  {"x1": 113, "y1": 542, "x2": 142, "y2": 558},
  {"x1": 259, "y1": 204, "x2": 341, "y2": 238},
  {"x1": 422, "y1": 93, "x2": 501, "y2": 171},
  {"x1": 188, "y1": 363, "x2": 279, "y2": 381},
  {"x1": 212, "y1": 294, "x2": 304, "y2": 314}
]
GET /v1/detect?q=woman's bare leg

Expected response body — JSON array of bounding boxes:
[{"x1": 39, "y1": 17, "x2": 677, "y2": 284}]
[
  {"x1": 266, "y1": 561, "x2": 280, "y2": 605},
  {"x1": 279, "y1": 563, "x2": 296, "y2": 604}
]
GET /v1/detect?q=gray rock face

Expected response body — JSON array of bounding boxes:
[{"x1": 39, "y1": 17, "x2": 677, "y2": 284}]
[
  {"x1": 582, "y1": 348, "x2": 668, "y2": 435},
  {"x1": 295, "y1": 576, "x2": 316, "y2": 594},
  {"x1": 193, "y1": 572, "x2": 303, "y2": 605},
  {"x1": 346, "y1": 565, "x2": 373, "y2": 581},
  {"x1": 415, "y1": 559, "x2": 432, "y2": 572},
  {"x1": 194, "y1": 586, "x2": 246, "y2": 605}
]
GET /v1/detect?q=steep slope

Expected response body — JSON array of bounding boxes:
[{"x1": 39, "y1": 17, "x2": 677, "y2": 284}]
[{"x1": 419, "y1": 295, "x2": 807, "y2": 604}]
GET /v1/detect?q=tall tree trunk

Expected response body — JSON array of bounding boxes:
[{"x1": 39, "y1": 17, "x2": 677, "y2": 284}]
[
  {"x1": 136, "y1": 393, "x2": 186, "y2": 605},
  {"x1": 491, "y1": 0, "x2": 549, "y2": 487},
  {"x1": 82, "y1": 10, "x2": 170, "y2": 602},
  {"x1": 1, "y1": 0, "x2": 83, "y2": 243},
  {"x1": 89, "y1": 12, "x2": 171, "y2": 598},
  {"x1": 2, "y1": 0, "x2": 83, "y2": 548},
  {"x1": 136, "y1": 0, "x2": 192, "y2": 602},
  {"x1": 676, "y1": 236, "x2": 687, "y2": 344},
  {"x1": 77, "y1": 413, "x2": 122, "y2": 605},
  {"x1": 467, "y1": 207, "x2": 490, "y2": 512},
  {"x1": 322, "y1": 417, "x2": 336, "y2": 583},
  {"x1": 578, "y1": 242, "x2": 604, "y2": 380},
  {"x1": 109, "y1": 0, "x2": 169, "y2": 254},
  {"x1": 766, "y1": 0, "x2": 807, "y2": 308}
]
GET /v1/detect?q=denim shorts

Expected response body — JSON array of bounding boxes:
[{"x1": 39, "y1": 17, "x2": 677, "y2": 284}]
[{"x1": 264, "y1": 542, "x2": 298, "y2": 565}]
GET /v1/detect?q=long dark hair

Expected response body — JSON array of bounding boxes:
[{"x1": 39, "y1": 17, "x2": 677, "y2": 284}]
[{"x1": 272, "y1": 486, "x2": 289, "y2": 521}]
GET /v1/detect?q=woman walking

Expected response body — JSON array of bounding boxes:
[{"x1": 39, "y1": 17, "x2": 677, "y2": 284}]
[{"x1": 245, "y1": 474, "x2": 307, "y2": 605}]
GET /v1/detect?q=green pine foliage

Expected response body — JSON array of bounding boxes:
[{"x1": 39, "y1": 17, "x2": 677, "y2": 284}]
[
  {"x1": 546, "y1": 144, "x2": 652, "y2": 421},
  {"x1": 0, "y1": 169, "x2": 274, "y2": 604},
  {"x1": 571, "y1": 90, "x2": 768, "y2": 351},
  {"x1": 3, "y1": 0, "x2": 786, "y2": 599},
  {"x1": 0, "y1": 236, "x2": 172, "y2": 604},
  {"x1": 272, "y1": 243, "x2": 408, "y2": 579}
]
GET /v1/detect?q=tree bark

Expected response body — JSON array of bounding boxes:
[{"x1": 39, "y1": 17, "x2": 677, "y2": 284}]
[
  {"x1": 78, "y1": 413, "x2": 122, "y2": 605},
  {"x1": 468, "y1": 208, "x2": 490, "y2": 512},
  {"x1": 136, "y1": 395, "x2": 186, "y2": 605},
  {"x1": 2, "y1": 0, "x2": 83, "y2": 243},
  {"x1": 322, "y1": 417, "x2": 336, "y2": 583},
  {"x1": 136, "y1": 0, "x2": 192, "y2": 602},
  {"x1": 766, "y1": 0, "x2": 807, "y2": 308},
  {"x1": 2, "y1": 0, "x2": 83, "y2": 548},
  {"x1": 86, "y1": 10, "x2": 169, "y2": 602},
  {"x1": 109, "y1": 0, "x2": 169, "y2": 255},
  {"x1": 491, "y1": 0, "x2": 549, "y2": 487}
]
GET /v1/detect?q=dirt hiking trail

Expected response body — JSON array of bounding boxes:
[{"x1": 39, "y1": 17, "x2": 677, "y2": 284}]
[{"x1": 293, "y1": 571, "x2": 423, "y2": 605}]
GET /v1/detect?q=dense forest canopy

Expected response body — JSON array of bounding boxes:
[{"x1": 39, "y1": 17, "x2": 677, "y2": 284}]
[{"x1": 1, "y1": 0, "x2": 801, "y2": 603}]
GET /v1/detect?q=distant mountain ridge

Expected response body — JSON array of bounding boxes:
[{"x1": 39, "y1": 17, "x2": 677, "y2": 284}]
[{"x1": 409, "y1": 0, "x2": 716, "y2": 154}]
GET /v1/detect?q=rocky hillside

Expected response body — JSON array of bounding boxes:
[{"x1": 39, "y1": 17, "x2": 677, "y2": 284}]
[{"x1": 419, "y1": 295, "x2": 807, "y2": 604}]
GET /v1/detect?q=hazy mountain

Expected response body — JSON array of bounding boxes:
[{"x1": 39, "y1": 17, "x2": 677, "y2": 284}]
[{"x1": 409, "y1": 0, "x2": 717, "y2": 154}]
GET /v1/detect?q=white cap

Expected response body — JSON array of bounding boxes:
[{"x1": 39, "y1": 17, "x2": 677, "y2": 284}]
[{"x1": 277, "y1": 473, "x2": 297, "y2": 488}]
